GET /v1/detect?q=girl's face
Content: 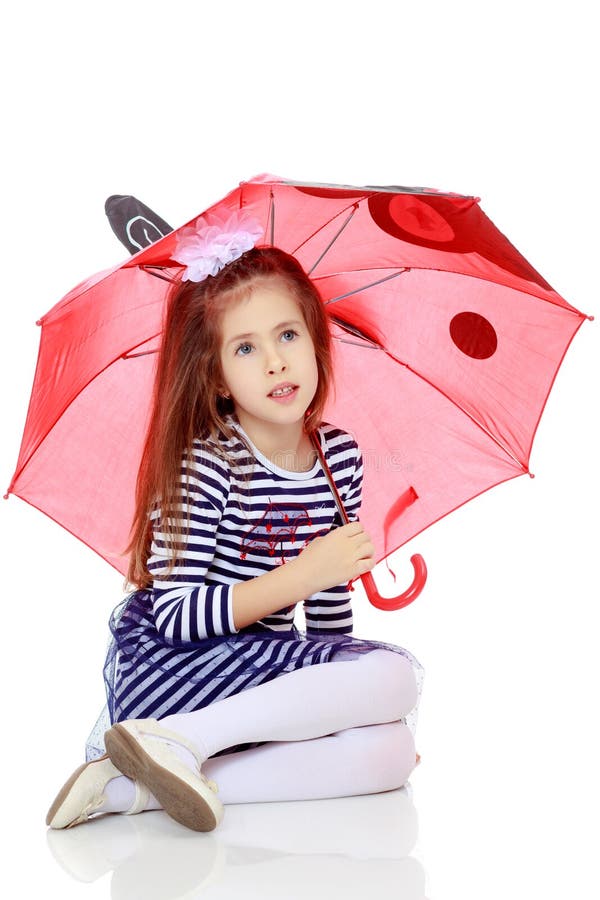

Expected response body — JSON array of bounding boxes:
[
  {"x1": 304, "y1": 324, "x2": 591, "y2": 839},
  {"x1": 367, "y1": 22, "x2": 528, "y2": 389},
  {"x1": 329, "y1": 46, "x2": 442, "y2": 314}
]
[{"x1": 218, "y1": 279, "x2": 319, "y2": 433}]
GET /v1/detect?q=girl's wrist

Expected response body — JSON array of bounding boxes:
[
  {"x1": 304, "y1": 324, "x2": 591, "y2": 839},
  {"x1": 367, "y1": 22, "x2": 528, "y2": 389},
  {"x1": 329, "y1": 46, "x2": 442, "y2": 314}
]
[{"x1": 286, "y1": 555, "x2": 320, "y2": 600}]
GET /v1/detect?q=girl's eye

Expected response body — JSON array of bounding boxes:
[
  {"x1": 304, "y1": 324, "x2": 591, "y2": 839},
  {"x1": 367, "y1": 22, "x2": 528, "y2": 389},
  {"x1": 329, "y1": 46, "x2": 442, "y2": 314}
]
[{"x1": 235, "y1": 329, "x2": 299, "y2": 356}]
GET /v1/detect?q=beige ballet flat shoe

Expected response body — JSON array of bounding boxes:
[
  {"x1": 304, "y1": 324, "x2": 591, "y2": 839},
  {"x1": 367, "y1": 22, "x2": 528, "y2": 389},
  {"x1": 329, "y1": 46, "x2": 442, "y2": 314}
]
[
  {"x1": 46, "y1": 753, "x2": 149, "y2": 829},
  {"x1": 104, "y1": 718, "x2": 223, "y2": 833}
]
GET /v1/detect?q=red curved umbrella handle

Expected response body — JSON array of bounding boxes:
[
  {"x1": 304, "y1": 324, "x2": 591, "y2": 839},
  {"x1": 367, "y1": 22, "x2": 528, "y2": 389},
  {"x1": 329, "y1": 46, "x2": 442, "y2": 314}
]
[
  {"x1": 348, "y1": 553, "x2": 427, "y2": 611},
  {"x1": 309, "y1": 427, "x2": 427, "y2": 611}
]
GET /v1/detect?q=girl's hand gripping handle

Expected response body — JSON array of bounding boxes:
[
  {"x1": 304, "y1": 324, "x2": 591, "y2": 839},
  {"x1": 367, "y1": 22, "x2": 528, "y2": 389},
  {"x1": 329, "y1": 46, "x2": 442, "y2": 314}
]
[{"x1": 295, "y1": 521, "x2": 376, "y2": 596}]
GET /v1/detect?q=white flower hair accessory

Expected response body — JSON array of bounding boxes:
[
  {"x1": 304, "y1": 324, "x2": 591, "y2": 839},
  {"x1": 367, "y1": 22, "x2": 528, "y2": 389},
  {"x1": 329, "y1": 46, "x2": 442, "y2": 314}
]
[{"x1": 171, "y1": 208, "x2": 264, "y2": 283}]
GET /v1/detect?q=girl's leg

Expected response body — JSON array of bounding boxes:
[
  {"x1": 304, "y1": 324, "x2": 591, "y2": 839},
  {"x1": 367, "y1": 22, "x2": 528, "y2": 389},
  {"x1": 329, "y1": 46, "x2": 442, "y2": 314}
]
[
  {"x1": 159, "y1": 648, "x2": 418, "y2": 763},
  {"x1": 102, "y1": 648, "x2": 417, "y2": 812},
  {"x1": 101, "y1": 719, "x2": 415, "y2": 811},
  {"x1": 204, "y1": 719, "x2": 417, "y2": 803}
]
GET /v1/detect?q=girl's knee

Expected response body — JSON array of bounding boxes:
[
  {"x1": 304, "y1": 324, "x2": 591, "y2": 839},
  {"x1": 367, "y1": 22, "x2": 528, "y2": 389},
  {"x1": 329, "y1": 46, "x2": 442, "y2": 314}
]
[
  {"x1": 377, "y1": 722, "x2": 416, "y2": 789},
  {"x1": 339, "y1": 722, "x2": 416, "y2": 791},
  {"x1": 361, "y1": 650, "x2": 418, "y2": 719}
]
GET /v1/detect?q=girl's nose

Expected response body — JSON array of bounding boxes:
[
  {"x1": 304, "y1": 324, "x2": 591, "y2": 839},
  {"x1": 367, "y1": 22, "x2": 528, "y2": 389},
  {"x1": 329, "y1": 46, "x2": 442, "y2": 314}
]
[{"x1": 265, "y1": 345, "x2": 286, "y2": 370}]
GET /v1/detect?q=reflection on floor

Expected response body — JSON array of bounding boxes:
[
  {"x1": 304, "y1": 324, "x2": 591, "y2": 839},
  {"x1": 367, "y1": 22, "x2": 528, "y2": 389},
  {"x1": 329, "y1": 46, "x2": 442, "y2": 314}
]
[{"x1": 46, "y1": 784, "x2": 425, "y2": 899}]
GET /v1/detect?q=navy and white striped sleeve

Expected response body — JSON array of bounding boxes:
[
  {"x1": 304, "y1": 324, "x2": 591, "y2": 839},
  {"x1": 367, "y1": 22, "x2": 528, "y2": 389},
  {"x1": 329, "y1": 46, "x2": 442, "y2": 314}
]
[
  {"x1": 303, "y1": 442, "x2": 364, "y2": 636},
  {"x1": 149, "y1": 443, "x2": 238, "y2": 644},
  {"x1": 342, "y1": 446, "x2": 364, "y2": 524}
]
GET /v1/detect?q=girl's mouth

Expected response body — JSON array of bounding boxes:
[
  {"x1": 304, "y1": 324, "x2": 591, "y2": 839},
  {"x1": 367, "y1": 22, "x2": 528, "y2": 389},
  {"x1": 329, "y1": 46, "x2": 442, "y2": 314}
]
[{"x1": 268, "y1": 386, "x2": 299, "y2": 403}]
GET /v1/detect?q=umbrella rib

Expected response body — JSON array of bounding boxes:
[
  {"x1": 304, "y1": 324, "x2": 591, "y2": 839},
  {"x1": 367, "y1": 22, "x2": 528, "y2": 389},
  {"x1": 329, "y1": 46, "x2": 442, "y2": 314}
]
[
  {"x1": 140, "y1": 265, "x2": 179, "y2": 283},
  {"x1": 306, "y1": 206, "x2": 358, "y2": 275},
  {"x1": 290, "y1": 196, "x2": 376, "y2": 259},
  {"x1": 329, "y1": 314, "x2": 382, "y2": 349},
  {"x1": 118, "y1": 332, "x2": 163, "y2": 358},
  {"x1": 310, "y1": 264, "x2": 590, "y2": 326},
  {"x1": 267, "y1": 191, "x2": 275, "y2": 245},
  {"x1": 316, "y1": 264, "x2": 589, "y2": 317},
  {"x1": 123, "y1": 349, "x2": 159, "y2": 358},
  {"x1": 333, "y1": 335, "x2": 379, "y2": 350},
  {"x1": 323, "y1": 270, "x2": 409, "y2": 304}
]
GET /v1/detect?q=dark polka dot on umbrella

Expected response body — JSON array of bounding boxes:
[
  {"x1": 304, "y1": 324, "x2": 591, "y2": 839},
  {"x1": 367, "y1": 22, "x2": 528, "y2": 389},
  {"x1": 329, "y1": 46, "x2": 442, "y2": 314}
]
[
  {"x1": 387, "y1": 196, "x2": 455, "y2": 242},
  {"x1": 368, "y1": 194, "x2": 474, "y2": 252},
  {"x1": 450, "y1": 312, "x2": 498, "y2": 359}
]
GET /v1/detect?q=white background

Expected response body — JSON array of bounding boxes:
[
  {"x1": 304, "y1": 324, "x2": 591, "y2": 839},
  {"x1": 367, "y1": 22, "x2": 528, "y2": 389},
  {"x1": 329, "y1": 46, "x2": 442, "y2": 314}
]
[{"x1": 1, "y1": 2, "x2": 598, "y2": 898}]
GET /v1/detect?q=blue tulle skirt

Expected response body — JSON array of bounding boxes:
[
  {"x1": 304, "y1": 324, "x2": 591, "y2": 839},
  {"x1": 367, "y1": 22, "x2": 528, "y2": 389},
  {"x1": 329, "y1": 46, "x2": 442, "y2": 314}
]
[{"x1": 85, "y1": 589, "x2": 424, "y2": 762}]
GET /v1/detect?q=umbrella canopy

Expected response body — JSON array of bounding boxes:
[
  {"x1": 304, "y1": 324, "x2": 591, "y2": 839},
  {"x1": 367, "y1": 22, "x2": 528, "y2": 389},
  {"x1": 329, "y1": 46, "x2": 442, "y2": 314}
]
[{"x1": 7, "y1": 174, "x2": 590, "y2": 585}]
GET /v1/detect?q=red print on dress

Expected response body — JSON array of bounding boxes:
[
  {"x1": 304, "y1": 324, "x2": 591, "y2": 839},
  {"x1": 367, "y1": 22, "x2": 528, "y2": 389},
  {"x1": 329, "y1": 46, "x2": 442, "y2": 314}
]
[{"x1": 239, "y1": 499, "x2": 330, "y2": 566}]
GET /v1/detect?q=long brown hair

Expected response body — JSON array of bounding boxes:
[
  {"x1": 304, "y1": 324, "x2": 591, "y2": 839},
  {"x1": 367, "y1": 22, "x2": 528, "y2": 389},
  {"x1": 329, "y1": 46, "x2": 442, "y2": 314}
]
[{"x1": 126, "y1": 246, "x2": 335, "y2": 589}]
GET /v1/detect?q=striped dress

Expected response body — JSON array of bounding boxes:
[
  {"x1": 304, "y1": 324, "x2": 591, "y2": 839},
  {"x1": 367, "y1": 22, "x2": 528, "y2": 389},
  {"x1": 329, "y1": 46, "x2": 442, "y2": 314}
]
[{"x1": 86, "y1": 413, "x2": 423, "y2": 761}]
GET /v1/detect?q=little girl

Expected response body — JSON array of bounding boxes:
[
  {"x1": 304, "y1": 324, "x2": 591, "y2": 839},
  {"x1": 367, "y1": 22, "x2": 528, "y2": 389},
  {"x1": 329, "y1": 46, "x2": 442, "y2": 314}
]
[{"x1": 46, "y1": 211, "x2": 424, "y2": 833}]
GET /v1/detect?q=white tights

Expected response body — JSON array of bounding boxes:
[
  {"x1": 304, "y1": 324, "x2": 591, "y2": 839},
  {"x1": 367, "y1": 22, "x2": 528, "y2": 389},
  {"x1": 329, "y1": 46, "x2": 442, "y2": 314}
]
[{"x1": 102, "y1": 648, "x2": 418, "y2": 810}]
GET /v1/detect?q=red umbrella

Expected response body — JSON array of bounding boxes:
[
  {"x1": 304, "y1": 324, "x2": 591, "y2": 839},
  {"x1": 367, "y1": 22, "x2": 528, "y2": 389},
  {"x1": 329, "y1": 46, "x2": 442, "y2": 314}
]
[{"x1": 5, "y1": 174, "x2": 590, "y2": 610}]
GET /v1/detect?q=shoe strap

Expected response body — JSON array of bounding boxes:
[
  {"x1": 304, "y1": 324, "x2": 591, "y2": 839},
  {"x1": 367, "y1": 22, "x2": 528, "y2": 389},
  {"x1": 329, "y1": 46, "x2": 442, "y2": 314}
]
[
  {"x1": 124, "y1": 781, "x2": 150, "y2": 816},
  {"x1": 130, "y1": 718, "x2": 207, "y2": 767}
]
